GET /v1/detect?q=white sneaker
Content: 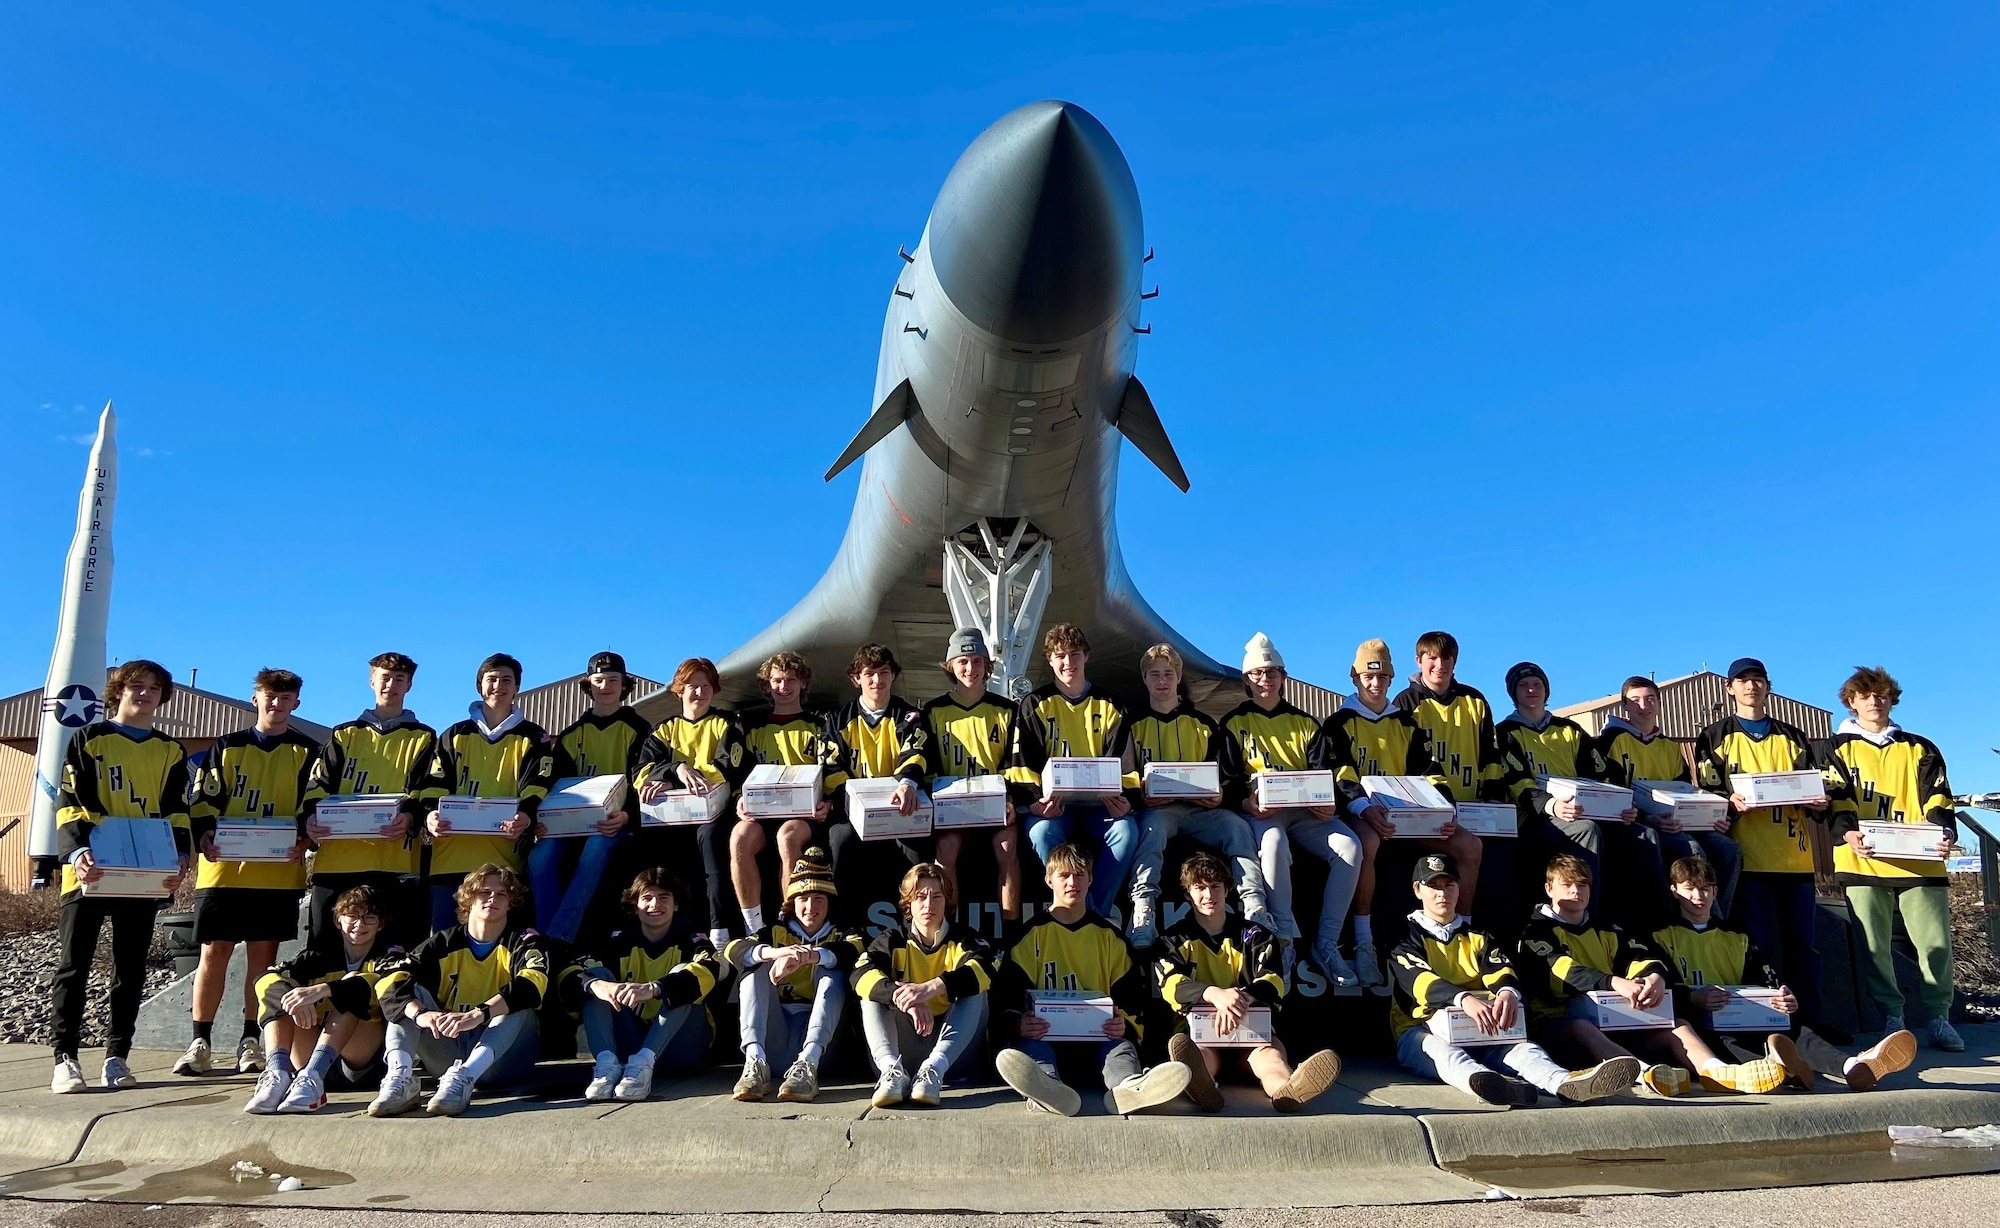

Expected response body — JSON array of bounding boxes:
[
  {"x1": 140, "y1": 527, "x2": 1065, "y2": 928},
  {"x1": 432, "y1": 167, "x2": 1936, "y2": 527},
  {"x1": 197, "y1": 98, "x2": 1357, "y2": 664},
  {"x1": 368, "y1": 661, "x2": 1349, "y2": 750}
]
[
  {"x1": 1313, "y1": 940, "x2": 1358, "y2": 988},
  {"x1": 1929, "y1": 1017, "x2": 1966, "y2": 1053},
  {"x1": 426, "y1": 1062, "x2": 476, "y2": 1116},
  {"x1": 171, "y1": 1037, "x2": 212, "y2": 1076},
  {"x1": 872, "y1": 1063, "x2": 911, "y2": 1108},
  {"x1": 1105, "y1": 1062, "x2": 1194, "y2": 1115},
  {"x1": 910, "y1": 1064, "x2": 944, "y2": 1106},
  {"x1": 277, "y1": 1070, "x2": 326, "y2": 1114},
  {"x1": 995, "y1": 1048, "x2": 1081, "y2": 1117},
  {"x1": 236, "y1": 1036, "x2": 267, "y2": 1074},
  {"x1": 244, "y1": 1065, "x2": 293, "y2": 1113},
  {"x1": 1127, "y1": 902, "x2": 1157, "y2": 950},
  {"x1": 1245, "y1": 905, "x2": 1281, "y2": 935},
  {"x1": 101, "y1": 1056, "x2": 137, "y2": 1090},
  {"x1": 732, "y1": 1057, "x2": 773, "y2": 1102},
  {"x1": 368, "y1": 1069, "x2": 423, "y2": 1117},
  {"x1": 51, "y1": 1057, "x2": 85, "y2": 1095},
  {"x1": 584, "y1": 1053, "x2": 622, "y2": 1102},
  {"x1": 1353, "y1": 940, "x2": 1385, "y2": 988},
  {"x1": 614, "y1": 1056, "x2": 656, "y2": 1102}
]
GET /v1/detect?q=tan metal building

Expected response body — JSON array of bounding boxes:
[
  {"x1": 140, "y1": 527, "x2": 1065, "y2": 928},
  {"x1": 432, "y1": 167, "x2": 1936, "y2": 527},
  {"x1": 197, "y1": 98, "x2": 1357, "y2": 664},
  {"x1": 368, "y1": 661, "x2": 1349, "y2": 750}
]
[{"x1": 1555, "y1": 671, "x2": 1832, "y2": 741}]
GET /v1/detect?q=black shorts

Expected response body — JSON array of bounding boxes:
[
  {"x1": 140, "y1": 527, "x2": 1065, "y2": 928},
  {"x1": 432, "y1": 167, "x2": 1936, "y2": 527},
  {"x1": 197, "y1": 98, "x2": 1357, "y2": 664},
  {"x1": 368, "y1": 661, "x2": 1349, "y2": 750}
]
[{"x1": 193, "y1": 887, "x2": 303, "y2": 944}]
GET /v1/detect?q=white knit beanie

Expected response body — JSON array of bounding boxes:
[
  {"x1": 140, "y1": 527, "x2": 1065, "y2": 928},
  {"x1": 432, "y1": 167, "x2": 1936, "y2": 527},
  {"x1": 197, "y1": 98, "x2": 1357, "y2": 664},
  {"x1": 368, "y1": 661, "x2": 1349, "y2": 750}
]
[{"x1": 1243, "y1": 632, "x2": 1285, "y2": 673}]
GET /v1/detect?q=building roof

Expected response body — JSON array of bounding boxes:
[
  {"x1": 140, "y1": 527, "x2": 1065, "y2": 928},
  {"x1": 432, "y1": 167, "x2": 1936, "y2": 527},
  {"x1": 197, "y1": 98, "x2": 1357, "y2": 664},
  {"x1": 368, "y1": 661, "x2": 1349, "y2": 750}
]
[
  {"x1": 515, "y1": 672, "x2": 667, "y2": 734},
  {"x1": 0, "y1": 683, "x2": 331, "y2": 744},
  {"x1": 1284, "y1": 676, "x2": 1345, "y2": 721},
  {"x1": 1555, "y1": 671, "x2": 1832, "y2": 741}
]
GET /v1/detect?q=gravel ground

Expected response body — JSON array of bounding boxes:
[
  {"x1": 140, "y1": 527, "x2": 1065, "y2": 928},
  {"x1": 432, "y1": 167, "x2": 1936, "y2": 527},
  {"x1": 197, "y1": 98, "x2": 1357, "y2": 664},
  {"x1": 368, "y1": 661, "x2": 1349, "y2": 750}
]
[{"x1": 0, "y1": 891, "x2": 179, "y2": 1049}]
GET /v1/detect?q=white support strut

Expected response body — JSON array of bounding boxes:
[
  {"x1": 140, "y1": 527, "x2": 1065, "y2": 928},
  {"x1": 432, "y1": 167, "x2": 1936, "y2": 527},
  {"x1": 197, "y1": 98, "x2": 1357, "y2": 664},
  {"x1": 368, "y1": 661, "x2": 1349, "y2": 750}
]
[{"x1": 942, "y1": 518, "x2": 1054, "y2": 701}]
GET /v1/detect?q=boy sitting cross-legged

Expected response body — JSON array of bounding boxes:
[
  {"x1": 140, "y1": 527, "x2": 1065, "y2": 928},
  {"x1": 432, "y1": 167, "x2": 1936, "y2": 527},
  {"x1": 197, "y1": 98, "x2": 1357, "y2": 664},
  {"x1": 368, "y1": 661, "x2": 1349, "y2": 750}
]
[
  {"x1": 1390, "y1": 854, "x2": 1635, "y2": 1106},
  {"x1": 1520, "y1": 854, "x2": 1784, "y2": 1096},
  {"x1": 725, "y1": 848, "x2": 865, "y2": 1103},
  {"x1": 243, "y1": 884, "x2": 402, "y2": 1114},
  {"x1": 992, "y1": 842, "x2": 1191, "y2": 1116},
  {"x1": 1653, "y1": 856, "x2": 1916, "y2": 1092},
  {"x1": 1158, "y1": 852, "x2": 1341, "y2": 1113},
  {"x1": 562, "y1": 868, "x2": 721, "y2": 1103}
]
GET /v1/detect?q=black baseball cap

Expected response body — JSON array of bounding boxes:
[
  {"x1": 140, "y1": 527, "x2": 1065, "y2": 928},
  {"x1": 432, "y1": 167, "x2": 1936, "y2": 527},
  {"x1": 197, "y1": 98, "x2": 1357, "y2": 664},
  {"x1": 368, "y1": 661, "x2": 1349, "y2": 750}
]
[
  {"x1": 1412, "y1": 854, "x2": 1458, "y2": 886},
  {"x1": 586, "y1": 651, "x2": 628, "y2": 677},
  {"x1": 1726, "y1": 657, "x2": 1768, "y2": 681}
]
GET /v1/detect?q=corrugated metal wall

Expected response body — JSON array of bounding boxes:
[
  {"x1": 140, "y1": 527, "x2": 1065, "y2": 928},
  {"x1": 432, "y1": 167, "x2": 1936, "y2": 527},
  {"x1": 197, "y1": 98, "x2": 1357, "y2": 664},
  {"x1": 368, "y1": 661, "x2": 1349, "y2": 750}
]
[
  {"x1": 1560, "y1": 672, "x2": 1832, "y2": 741},
  {"x1": 0, "y1": 743, "x2": 38, "y2": 892}
]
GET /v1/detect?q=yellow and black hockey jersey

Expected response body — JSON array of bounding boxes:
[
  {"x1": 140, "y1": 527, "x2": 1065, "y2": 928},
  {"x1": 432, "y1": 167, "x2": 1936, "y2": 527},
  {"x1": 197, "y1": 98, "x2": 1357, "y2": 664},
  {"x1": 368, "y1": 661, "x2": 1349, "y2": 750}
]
[
  {"x1": 1517, "y1": 908, "x2": 1666, "y2": 1022},
  {"x1": 417, "y1": 713, "x2": 556, "y2": 876},
  {"x1": 1387, "y1": 912, "x2": 1521, "y2": 1039},
  {"x1": 923, "y1": 693, "x2": 1023, "y2": 800},
  {"x1": 1648, "y1": 917, "x2": 1779, "y2": 1016},
  {"x1": 823, "y1": 697, "x2": 931, "y2": 795},
  {"x1": 376, "y1": 924, "x2": 551, "y2": 1015},
  {"x1": 1498, "y1": 713, "x2": 1614, "y2": 817},
  {"x1": 723, "y1": 918, "x2": 866, "y2": 1004},
  {"x1": 552, "y1": 706, "x2": 653, "y2": 783},
  {"x1": 1825, "y1": 726, "x2": 1955, "y2": 882},
  {"x1": 558, "y1": 919, "x2": 721, "y2": 1023},
  {"x1": 55, "y1": 721, "x2": 194, "y2": 899},
  {"x1": 1219, "y1": 698, "x2": 1328, "y2": 809},
  {"x1": 305, "y1": 711, "x2": 433, "y2": 876},
  {"x1": 993, "y1": 910, "x2": 1148, "y2": 1035},
  {"x1": 739, "y1": 710, "x2": 835, "y2": 799},
  {"x1": 1011, "y1": 683, "x2": 1133, "y2": 794},
  {"x1": 633, "y1": 709, "x2": 750, "y2": 791},
  {"x1": 1594, "y1": 718, "x2": 1692, "y2": 788},
  {"x1": 192, "y1": 727, "x2": 320, "y2": 892},
  {"x1": 853, "y1": 922, "x2": 994, "y2": 1014},
  {"x1": 1319, "y1": 700, "x2": 1448, "y2": 814},
  {"x1": 1394, "y1": 680, "x2": 1505, "y2": 802},
  {"x1": 1155, "y1": 910, "x2": 1285, "y2": 1015},
  {"x1": 1130, "y1": 700, "x2": 1240, "y2": 800},
  {"x1": 1693, "y1": 715, "x2": 1826, "y2": 876},
  {"x1": 255, "y1": 930, "x2": 404, "y2": 1024}
]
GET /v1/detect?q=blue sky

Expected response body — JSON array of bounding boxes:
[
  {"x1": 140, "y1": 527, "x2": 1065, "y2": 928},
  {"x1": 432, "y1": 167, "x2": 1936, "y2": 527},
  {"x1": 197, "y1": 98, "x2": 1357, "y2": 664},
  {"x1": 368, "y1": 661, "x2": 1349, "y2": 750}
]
[{"x1": 4, "y1": 4, "x2": 1996, "y2": 799}]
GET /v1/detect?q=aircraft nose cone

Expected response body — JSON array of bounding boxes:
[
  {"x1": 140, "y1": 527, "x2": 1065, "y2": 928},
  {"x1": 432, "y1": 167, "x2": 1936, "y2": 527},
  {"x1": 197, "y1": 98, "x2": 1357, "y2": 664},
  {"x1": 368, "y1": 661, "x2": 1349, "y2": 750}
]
[{"x1": 928, "y1": 101, "x2": 1144, "y2": 345}]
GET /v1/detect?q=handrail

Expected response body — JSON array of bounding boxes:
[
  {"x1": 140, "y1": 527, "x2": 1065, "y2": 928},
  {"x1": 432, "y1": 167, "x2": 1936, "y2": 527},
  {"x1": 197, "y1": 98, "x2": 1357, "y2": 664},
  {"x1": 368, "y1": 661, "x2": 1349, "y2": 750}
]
[{"x1": 1952, "y1": 802, "x2": 2000, "y2": 953}]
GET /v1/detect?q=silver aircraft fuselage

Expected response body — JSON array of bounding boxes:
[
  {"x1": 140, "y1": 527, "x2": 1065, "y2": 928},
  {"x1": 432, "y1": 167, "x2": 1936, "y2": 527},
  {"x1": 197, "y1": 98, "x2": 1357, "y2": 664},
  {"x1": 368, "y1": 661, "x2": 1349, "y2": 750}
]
[{"x1": 718, "y1": 100, "x2": 1234, "y2": 710}]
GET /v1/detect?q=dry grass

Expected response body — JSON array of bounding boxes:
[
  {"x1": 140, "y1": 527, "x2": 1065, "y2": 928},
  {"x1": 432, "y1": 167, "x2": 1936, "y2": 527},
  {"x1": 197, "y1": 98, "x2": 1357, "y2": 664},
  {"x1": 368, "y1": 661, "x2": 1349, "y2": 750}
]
[
  {"x1": 1951, "y1": 872, "x2": 2000, "y2": 1017},
  {"x1": 0, "y1": 889, "x2": 59, "y2": 941}
]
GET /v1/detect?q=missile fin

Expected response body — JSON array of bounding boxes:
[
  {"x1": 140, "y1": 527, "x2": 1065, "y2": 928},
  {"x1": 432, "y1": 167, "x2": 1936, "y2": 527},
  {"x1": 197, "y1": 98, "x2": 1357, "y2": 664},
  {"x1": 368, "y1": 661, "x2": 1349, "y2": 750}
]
[
  {"x1": 1114, "y1": 375, "x2": 1190, "y2": 493},
  {"x1": 824, "y1": 378, "x2": 919, "y2": 482}
]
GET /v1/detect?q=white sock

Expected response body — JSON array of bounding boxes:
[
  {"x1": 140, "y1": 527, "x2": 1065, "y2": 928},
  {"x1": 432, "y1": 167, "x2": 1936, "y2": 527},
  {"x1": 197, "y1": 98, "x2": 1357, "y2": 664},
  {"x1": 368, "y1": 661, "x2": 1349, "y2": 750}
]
[
  {"x1": 1352, "y1": 916, "x2": 1374, "y2": 945},
  {"x1": 629, "y1": 1048, "x2": 656, "y2": 1067},
  {"x1": 800, "y1": 1042, "x2": 823, "y2": 1066},
  {"x1": 1697, "y1": 1058, "x2": 1725, "y2": 1075},
  {"x1": 1842, "y1": 1057, "x2": 1861, "y2": 1076},
  {"x1": 460, "y1": 1047, "x2": 495, "y2": 1081},
  {"x1": 594, "y1": 1049, "x2": 619, "y2": 1066},
  {"x1": 743, "y1": 906, "x2": 766, "y2": 933},
  {"x1": 386, "y1": 1051, "x2": 414, "y2": 1078},
  {"x1": 708, "y1": 927, "x2": 729, "y2": 949},
  {"x1": 745, "y1": 1043, "x2": 767, "y2": 1066}
]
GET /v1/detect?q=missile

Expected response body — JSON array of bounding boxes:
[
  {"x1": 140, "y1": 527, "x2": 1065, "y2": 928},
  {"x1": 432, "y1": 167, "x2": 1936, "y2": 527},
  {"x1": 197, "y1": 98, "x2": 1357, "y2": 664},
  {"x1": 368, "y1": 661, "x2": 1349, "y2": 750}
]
[
  {"x1": 718, "y1": 101, "x2": 1237, "y2": 710},
  {"x1": 29, "y1": 402, "x2": 117, "y2": 876}
]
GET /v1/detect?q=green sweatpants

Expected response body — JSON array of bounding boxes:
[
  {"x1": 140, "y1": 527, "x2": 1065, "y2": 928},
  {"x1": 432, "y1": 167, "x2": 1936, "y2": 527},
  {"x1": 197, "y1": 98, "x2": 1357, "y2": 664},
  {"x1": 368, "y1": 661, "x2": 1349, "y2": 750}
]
[{"x1": 1845, "y1": 880, "x2": 1954, "y2": 1019}]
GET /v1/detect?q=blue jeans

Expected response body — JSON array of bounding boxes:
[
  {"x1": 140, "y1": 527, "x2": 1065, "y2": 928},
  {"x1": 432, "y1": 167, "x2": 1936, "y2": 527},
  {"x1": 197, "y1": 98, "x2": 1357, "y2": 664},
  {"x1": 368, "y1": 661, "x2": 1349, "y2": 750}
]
[
  {"x1": 581, "y1": 997, "x2": 711, "y2": 1072},
  {"x1": 387, "y1": 986, "x2": 540, "y2": 1084},
  {"x1": 1737, "y1": 873, "x2": 1822, "y2": 1024},
  {"x1": 527, "y1": 830, "x2": 629, "y2": 944},
  {"x1": 860, "y1": 995, "x2": 987, "y2": 1078},
  {"x1": 1659, "y1": 829, "x2": 1743, "y2": 919},
  {"x1": 1130, "y1": 804, "x2": 1268, "y2": 915},
  {"x1": 1027, "y1": 803, "x2": 1138, "y2": 916}
]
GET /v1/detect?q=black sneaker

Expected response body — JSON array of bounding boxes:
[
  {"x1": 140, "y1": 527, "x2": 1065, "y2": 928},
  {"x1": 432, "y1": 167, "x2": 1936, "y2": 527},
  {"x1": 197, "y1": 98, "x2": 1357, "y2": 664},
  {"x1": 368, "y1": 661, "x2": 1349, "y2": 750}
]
[{"x1": 1467, "y1": 1070, "x2": 1537, "y2": 1106}]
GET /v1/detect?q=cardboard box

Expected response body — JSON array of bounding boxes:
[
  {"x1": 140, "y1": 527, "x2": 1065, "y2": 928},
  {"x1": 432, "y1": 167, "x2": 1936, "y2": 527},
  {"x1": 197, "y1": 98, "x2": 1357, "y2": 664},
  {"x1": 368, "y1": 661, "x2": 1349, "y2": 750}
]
[
  {"x1": 82, "y1": 818, "x2": 180, "y2": 898},
  {"x1": 1586, "y1": 989, "x2": 1675, "y2": 1030},
  {"x1": 1731, "y1": 770, "x2": 1827, "y2": 808},
  {"x1": 846, "y1": 778, "x2": 933, "y2": 840},
  {"x1": 1632, "y1": 781, "x2": 1731, "y2": 832},
  {"x1": 741, "y1": 764, "x2": 824, "y2": 819},
  {"x1": 1043, "y1": 757, "x2": 1124, "y2": 799},
  {"x1": 1185, "y1": 1005, "x2": 1274, "y2": 1047},
  {"x1": 213, "y1": 821, "x2": 298, "y2": 862},
  {"x1": 1709, "y1": 986, "x2": 1791, "y2": 1032},
  {"x1": 640, "y1": 783, "x2": 731, "y2": 827},
  {"x1": 537, "y1": 775, "x2": 630, "y2": 838},
  {"x1": 1539, "y1": 776, "x2": 1633, "y2": 821},
  {"x1": 1859, "y1": 821, "x2": 1948, "y2": 861},
  {"x1": 1256, "y1": 769, "x2": 1338, "y2": 809},
  {"x1": 1453, "y1": 802, "x2": 1518, "y2": 838},
  {"x1": 1427, "y1": 999, "x2": 1529, "y2": 1047},
  {"x1": 314, "y1": 795, "x2": 405, "y2": 839},
  {"x1": 1141, "y1": 761, "x2": 1222, "y2": 803},
  {"x1": 1362, "y1": 775, "x2": 1455, "y2": 837},
  {"x1": 930, "y1": 775, "x2": 1009, "y2": 829},
  {"x1": 1030, "y1": 991, "x2": 1116, "y2": 1040},
  {"x1": 436, "y1": 796, "x2": 520, "y2": 834}
]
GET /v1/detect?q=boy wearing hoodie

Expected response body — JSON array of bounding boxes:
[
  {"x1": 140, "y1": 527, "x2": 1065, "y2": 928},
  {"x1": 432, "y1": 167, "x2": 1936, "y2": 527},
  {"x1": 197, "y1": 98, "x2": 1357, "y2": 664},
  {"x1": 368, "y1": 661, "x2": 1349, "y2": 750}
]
[
  {"x1": 1595, "y1": 675, "x2": 1742, "y2": 919},
  {"x1": 1823, "y1": 667, "x2": 1963, "y2": 1052},
  {"x1": 725, "y1": 849, "x2": 865, "y2": 1103},
  {"x1": 305, "y1": 652, "x2": 434, "y2": 948}
]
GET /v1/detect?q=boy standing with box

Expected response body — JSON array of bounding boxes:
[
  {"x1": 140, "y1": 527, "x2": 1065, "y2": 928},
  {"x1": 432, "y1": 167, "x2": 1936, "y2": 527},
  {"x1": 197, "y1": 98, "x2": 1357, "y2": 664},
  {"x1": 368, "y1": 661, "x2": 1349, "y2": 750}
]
[
  {"x1": 1158, "y1": 852, "x2": 1340, "y2": 1112},
  {"x1": 1693, "y1": 657, "x2": 1832, "y2": 1031},
  {"x1": 304, "y1": 652, "x2": 433, "y2": 949},
  {"x1": 178, "y1": 668, "x2": 318, "y2": 1078},
  {"x1": 633, "y1": 657, "x2": 750, "y2": 946},
  {"x1": 992, "y1": 842, "x2": 1190, "y2": 1116},
  {"x1": 727, "y1": 652, "x2": 835, "y2": 944},
  {"x1": 529, "y1": 651, "x2": 651, "y2": 944},
  {"x1": 1394, "y1": 631, "x2": 1513, "y2": 929},
  {"x1": 1126, "y1": 644, "x2": 1272, "y2": 949},
  {"x1": 1013, "y1": 625, "x2": 1138, "y2": 917},
  {"x1": 921, "y1": 629, "x2": 1024, "y2": 925},
  {"x1": 822, "y1": 643, "x2": 932, "y2": 915},
  {"x1": 1595, "y1": 675, "x2": 1742, "y2": 919},
  {"x1": 1389, "y1": 854, "x2": 1634, "y2": 1106},
  {"x1": 49, "y1": 660, "x2": 194, "y2": 1095},
  {"x1": 1823, "y1": 666, "x2": 1963, "y2": 1051}
]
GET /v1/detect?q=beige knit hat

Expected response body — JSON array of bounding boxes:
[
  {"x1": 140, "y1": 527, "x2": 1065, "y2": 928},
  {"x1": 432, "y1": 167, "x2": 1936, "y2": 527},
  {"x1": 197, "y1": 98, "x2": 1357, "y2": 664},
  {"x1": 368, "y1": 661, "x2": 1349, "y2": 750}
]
[
  {"x1": 1243, "y1": 632, "x2": 1284, "y2": 673},
  {"x1": 1352, "y1": 638, "x2": 1394, "y2": 678}
]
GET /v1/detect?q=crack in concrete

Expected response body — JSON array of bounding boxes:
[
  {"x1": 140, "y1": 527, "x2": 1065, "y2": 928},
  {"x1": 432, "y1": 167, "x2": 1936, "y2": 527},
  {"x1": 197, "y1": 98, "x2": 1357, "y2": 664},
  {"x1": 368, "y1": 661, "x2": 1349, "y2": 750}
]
[{"x1": 815, "y1": 1122, "x2": 858, "y2": 1211}]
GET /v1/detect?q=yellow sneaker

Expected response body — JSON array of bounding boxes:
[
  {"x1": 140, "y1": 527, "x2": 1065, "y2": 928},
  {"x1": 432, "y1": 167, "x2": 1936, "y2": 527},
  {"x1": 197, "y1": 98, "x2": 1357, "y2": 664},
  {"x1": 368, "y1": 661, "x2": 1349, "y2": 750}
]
[
  {"x1": 1641, "y1": 1064, "x2": 1689, "y2": 1097},
  {"x1": 1698, "y1": 1058, "x2": 1786, "y2": 1094}
]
